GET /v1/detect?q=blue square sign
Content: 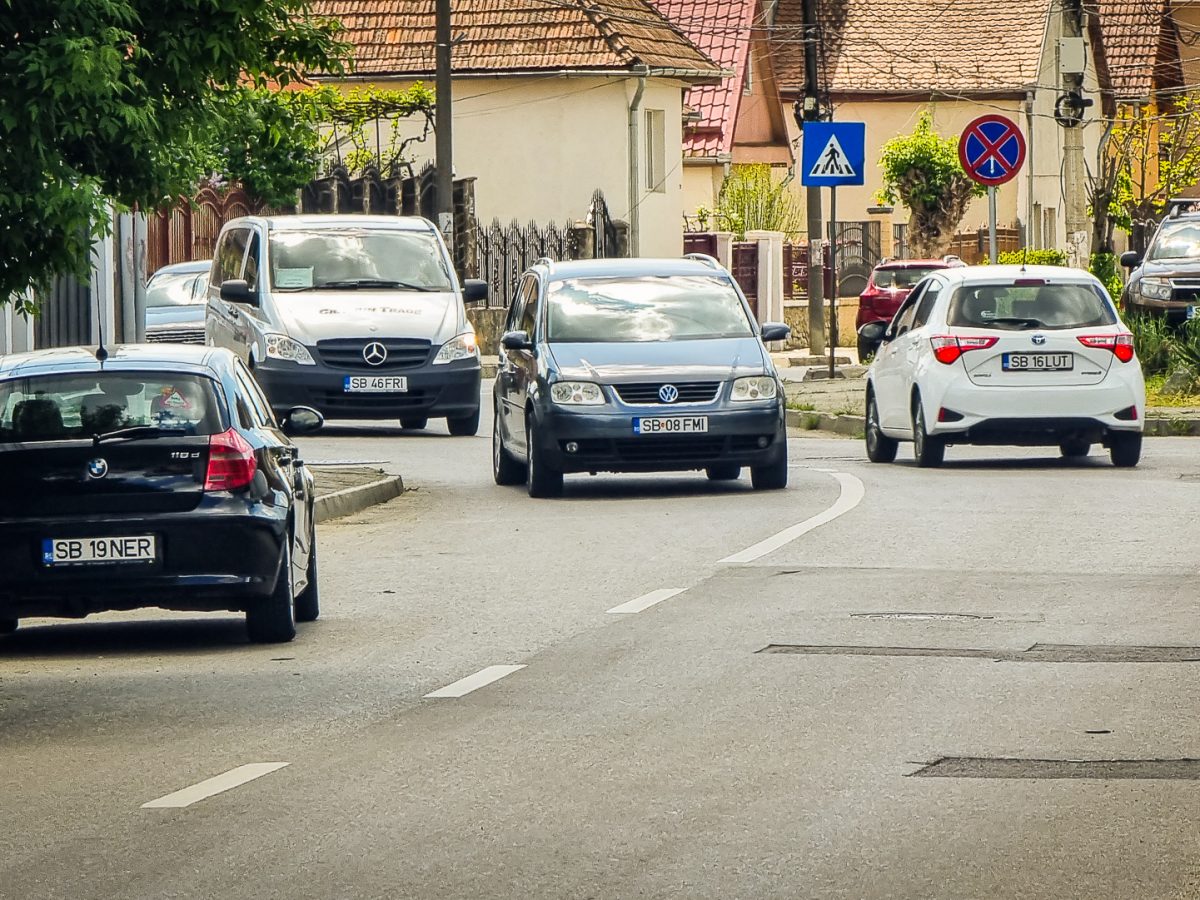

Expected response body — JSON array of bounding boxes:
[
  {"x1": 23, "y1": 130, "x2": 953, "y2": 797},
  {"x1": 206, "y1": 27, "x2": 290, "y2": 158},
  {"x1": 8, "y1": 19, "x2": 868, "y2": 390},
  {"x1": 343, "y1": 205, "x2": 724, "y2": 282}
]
[{"x1": 801, "y1": 122, "x2": 866, "y2": 187}]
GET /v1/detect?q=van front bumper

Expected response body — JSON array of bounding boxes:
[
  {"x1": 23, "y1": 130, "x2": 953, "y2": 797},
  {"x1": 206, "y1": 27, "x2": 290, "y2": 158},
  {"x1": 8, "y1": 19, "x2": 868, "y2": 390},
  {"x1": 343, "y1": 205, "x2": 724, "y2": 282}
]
[{"x1": 253, "y1": 358, "x2": 481, "y2": 421}]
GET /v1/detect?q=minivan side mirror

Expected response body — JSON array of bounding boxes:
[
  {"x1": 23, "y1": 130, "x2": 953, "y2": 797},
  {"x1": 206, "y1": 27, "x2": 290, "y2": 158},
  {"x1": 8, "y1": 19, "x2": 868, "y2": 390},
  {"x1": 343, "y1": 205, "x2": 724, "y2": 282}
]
[
  {"x1": 463, "y1": 279, "x2": 489, "y2": 303},
  {"x1": 500, "y1": 330, "x2": 533, "y2": 352},
  {"x1": 1119, "y1": 251, "x2": 1143, "y2": 269},
  {"x1": 281, "y1": 406, "x2": 324, "y2": 436},
  {"x1": 220, "y1": 279, "x2": 259, "y2": 306},
  {"x1": 858, "y1": 319, "x2": 889, "y2": 349},
  {"x1": 760, "y1": 322, "x2": 791, "y2": 343}
]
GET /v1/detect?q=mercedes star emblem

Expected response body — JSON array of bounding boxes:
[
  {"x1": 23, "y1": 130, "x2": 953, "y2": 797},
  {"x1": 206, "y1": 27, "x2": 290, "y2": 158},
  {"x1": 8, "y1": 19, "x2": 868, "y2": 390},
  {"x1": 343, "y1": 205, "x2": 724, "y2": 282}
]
[
  {"x1": 86, "y1": 458, "x2": 109, "y2": 480},
  {"x1": 363, "y1": 341, "x2": 388, "y2": 366},
  {"x1": 658, "y1": 384, "x2": 679, "y2": 403}
]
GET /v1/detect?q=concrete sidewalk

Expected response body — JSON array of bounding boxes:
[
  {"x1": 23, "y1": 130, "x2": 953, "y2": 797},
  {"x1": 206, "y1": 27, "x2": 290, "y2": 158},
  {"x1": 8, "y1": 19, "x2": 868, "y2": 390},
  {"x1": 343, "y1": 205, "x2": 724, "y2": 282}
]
[{"x1": 309, "y1": 465, "x2": 403, "y2": 524}]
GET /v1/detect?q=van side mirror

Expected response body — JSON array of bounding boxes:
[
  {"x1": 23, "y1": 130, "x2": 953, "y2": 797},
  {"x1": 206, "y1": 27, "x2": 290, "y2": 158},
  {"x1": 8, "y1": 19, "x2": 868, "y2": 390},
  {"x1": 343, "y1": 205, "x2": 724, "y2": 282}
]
[
  {"x1": 463, "y1": 279, "x2": 489, "y2": 303},
  {"x1": 858, "y1": 319, "x2": 889, "y2": 349},
  {"x1": 1119, "y1": 251, "x2": 1142, "y2": 269},
  {"x1": 500, "y1": 330, "x2": 532, "y2": 351},
  {"x1": 220, "y1": 279, "x2": 258, "y2": 306},
  {"x1": 760, "y1": 322, "x2": 791, "y2": 343}
]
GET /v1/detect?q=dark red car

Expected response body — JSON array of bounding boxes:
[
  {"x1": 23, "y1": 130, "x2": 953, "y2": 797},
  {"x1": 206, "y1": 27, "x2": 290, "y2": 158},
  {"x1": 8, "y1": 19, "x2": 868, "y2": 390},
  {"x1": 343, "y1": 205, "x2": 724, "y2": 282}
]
[{"x1": 856, "y1": 259, "x2": 957, "y2": 358}]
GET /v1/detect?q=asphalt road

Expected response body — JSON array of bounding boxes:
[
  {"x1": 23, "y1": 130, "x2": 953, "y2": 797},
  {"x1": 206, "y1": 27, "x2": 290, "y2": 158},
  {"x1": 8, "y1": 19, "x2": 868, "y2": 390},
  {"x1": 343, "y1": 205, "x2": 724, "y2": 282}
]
[{"x1": 3, "y1": 383, "x2": 1199, "y2": 899}]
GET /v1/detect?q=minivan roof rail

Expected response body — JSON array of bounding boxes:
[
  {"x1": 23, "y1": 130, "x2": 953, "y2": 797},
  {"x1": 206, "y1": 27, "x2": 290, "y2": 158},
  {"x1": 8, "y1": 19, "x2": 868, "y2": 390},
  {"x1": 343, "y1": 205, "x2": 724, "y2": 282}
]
[
  {"x1": 684, "y1": 253, "x2": 722, "y2": 269},
  {"x1": 536, "y1": 256, "x2": 555, "y2": 268}
]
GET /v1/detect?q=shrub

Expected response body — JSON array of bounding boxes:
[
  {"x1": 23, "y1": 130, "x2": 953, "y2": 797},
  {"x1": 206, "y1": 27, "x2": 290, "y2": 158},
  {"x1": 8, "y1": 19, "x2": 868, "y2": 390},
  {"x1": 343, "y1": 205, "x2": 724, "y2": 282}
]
[
  {"x1": 984, "y1": 249, "x2": 1069, "y2": 266},
  {"x1": 1169, "y1": 315, "x2": 1200, "y2": 373},
  {"x1": 1089, "y1": 252, "x2": 1124, "y2": 305},
  {"x1": 1127, "y1": 313, "x2": 1172, "y2": 375}
]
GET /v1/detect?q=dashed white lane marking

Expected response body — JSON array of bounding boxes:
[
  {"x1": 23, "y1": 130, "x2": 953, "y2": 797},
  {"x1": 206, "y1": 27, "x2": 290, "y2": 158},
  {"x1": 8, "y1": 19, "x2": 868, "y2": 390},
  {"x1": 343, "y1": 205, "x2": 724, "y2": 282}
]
[
  {"x1": 607, "y1": 588, "x2": 685, "y2": 614},
  {"x1": 719, "y1": 471, "x2": 866, "y2": 565},
  {"x1": 424, "y1": 665, "x2": 527, "y2": 698},
  {"x1": 142, "y1": 763, "x2": 289, "y2": 809}
]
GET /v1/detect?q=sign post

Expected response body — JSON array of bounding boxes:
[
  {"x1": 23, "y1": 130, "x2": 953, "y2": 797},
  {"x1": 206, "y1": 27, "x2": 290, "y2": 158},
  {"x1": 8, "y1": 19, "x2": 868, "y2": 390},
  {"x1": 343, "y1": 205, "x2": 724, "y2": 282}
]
[
  {"x1": 801, "y1": 121, "x2": 865, "y2": 375},
  {"x1": 958, "y1": 114, "x2": 1027, "y2": 263}
]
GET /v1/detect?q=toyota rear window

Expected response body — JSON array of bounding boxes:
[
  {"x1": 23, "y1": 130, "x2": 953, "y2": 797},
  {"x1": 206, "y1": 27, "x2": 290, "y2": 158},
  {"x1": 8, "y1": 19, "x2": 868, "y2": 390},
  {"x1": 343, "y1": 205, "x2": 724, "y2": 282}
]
[
  {"x1": 0, "y1": 373, "x2": 225, "y2": 442},
  {"x1": 948, "y1": 283, "x2": 1116, "y2": 330}
]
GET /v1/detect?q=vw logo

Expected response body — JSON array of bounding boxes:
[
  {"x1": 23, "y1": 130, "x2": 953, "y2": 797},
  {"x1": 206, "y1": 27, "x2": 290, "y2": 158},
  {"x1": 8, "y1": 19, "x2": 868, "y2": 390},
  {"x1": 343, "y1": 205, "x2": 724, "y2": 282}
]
[
  {"x1": 1031, "y1": 334, "x2": 1047, "y2": 345},
  {"x1": 362, "y1": 342, "x2": 388, "y2": 366},
  {"x1": 86, "y1": 458, "x2": 109, "y2": 480},
  {"x1": 658, "y1": 384, "x2": 679, "y2": 403}
]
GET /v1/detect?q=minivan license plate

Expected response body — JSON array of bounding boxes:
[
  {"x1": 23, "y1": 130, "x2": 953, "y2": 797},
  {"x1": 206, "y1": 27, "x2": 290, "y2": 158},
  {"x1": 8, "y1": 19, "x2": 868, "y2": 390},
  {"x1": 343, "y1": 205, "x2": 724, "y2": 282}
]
[
  {"x1": 42, "y1": 536, "x2": 156, "y2": 567},
  {"x1": 344, "y1": 376, "x2": 408, "y2": 393},
  {"x1": 1002, "y1": 353, "x2": 1072, "y2": 371},
  {"x1": 633, "y1": 416, "x2": 709, "y2": 435}
]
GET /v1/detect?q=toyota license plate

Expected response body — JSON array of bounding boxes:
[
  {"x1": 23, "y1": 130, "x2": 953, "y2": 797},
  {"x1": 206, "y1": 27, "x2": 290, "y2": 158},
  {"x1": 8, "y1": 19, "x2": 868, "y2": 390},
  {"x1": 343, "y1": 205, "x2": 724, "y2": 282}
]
[
  {"x1": 344, "y1": 376, "x2": 408, "y2": 393},
  {"x1": 42, "y1": 536, "x2": 156, "y2": 567},
  {"x1": 1002, "y1": 353, "x2": 1073, "y2": 371},
  {"x1": 633, "y1": 416, "x2": 709, "y2": 435}
]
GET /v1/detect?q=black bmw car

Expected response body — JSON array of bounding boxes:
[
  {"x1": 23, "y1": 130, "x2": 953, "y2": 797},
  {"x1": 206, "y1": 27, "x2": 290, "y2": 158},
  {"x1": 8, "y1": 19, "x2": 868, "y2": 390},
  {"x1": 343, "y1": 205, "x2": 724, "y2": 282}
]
[
  {"x1": 493, "y1": 257, "x2": 790, "y2": 497},
  {"x1": 0, "y1": 345, "x2": 323, "y2": 643}
]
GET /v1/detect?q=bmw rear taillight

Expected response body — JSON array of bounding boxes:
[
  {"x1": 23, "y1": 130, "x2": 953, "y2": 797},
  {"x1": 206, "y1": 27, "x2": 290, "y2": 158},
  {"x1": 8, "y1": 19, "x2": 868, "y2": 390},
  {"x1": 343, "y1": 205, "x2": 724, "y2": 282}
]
[
  {"x1": 204, "y1": 428, "x2": 257, "y2": 491},
  {"x1": 930, "y1": 335, "x2": 998, "y2": 364},
  {"x1": 1078, "y1": 333, "x2": 1135, "y2": 363}
]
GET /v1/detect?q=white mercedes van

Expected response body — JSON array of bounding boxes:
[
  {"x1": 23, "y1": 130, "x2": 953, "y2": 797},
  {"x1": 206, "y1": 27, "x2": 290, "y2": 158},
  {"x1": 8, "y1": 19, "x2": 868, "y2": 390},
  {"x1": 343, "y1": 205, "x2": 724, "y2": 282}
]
[{"x1": 206, "y1": 215, "x2": 485, "y2": 434}]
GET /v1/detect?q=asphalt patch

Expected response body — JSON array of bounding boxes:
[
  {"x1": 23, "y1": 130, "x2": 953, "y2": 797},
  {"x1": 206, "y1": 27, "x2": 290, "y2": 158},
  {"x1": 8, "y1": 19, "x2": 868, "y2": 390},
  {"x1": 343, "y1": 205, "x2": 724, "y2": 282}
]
[
  {"x1": 910, "y1": 757, "x2": 1200, "y2": 779},
  {"x1": 758, "y1": 643, "x2": 1200, "y2": 663}
]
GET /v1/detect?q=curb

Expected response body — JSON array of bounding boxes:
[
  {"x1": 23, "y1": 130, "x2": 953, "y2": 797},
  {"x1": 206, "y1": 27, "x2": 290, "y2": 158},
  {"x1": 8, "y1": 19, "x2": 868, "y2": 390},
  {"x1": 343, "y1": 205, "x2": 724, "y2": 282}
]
[
  {"x1": 1144, "y1": 416, "x2": 1200, "y2": 437},
  {"x1": 786, "y1": 408, "x2": 862, "y2": 437},
  {"x1": 314, "y1": 474, "x2": 405, "y2": 524}
]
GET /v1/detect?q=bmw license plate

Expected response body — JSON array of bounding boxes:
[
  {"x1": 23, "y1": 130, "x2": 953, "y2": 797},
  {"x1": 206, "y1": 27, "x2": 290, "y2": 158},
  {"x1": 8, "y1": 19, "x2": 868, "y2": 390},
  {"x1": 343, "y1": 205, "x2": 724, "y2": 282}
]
[
  {"x1": 42, "y1": 536, "x2": 156, "y2": 567},
  {"x1": 344, "y1": 376, "x2": 408, "y2": 393},
  {"x1": 633, "y1": 416, "x2": 709, "y2": 435},
  {"x1": 1002, "y1": 353, "x2": 1073, "y2": 371}
]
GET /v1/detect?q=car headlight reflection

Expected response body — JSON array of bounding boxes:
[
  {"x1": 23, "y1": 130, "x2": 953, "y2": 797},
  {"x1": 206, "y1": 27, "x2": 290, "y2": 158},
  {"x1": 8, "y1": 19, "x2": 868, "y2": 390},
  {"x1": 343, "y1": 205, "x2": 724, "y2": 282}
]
[
  {"x1": 433, "y1": 332, "x2": 479, "y2": 364},
  {"x1": 1139, "y1": 277, "x2": 1173, "y2": 301},
  {"x1": 730, "y1": 376, "x2": 778, "y2": 401},
  {"x1": 550, "y1": 381, "x2": 604, "y2": 405},
  {"x1": 264, "y1": 333, "x2": 315, "y2": 365}
]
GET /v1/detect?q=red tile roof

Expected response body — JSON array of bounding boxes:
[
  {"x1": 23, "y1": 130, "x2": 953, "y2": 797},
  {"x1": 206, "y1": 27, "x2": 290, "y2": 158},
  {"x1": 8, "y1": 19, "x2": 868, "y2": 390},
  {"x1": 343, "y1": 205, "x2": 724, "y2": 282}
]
[
  {"x1": 1095, "y1": 0, "x2": 1182, "y2": 100},
  {"x1": 771, "y1": 0, "x2": 1052, "y2": 96},
  {"x1": 312, "y1": 0, "x2": 720, "y2": 78},
  {"x1": 651, "y1": 0, "x2": 759, "y2": 157}
]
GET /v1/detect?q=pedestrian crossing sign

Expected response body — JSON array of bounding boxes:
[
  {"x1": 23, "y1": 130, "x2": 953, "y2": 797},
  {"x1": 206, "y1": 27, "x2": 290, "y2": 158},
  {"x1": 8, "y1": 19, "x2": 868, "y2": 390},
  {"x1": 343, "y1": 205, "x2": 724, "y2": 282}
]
[{"x1": 801, "y1": 122, "x2": 866, "y2": 187}]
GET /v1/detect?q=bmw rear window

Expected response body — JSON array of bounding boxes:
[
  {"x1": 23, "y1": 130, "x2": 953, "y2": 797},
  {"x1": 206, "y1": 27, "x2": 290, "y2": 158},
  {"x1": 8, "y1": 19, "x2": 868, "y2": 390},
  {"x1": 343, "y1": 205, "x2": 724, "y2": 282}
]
[
  {"x1": 0, "y1": 373, "x2": 225, "y2": 442},
  {"x1": 948, "y1": 283, "x2": 1116, "y2": 330}
]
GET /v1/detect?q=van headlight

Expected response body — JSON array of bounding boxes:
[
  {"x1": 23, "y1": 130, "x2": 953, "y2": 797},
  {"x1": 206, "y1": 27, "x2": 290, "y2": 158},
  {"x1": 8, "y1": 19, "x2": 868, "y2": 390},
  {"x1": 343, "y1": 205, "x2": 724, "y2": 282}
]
[
  {"x1": 264, "y1": 333, "x2": 315, "y2": 365},
  {"x1": 1139, "y1": 277, "x2": 1173, "y2": 301},
  {"x1": 731, "y1": 376, "x2": 778, "y2": 401},
  {"x1": 550, "y1": 381, "x2": 604, "y2": 405},
  {"x1": 433, "y1": 332, "x2": 479, "y2": 364}
]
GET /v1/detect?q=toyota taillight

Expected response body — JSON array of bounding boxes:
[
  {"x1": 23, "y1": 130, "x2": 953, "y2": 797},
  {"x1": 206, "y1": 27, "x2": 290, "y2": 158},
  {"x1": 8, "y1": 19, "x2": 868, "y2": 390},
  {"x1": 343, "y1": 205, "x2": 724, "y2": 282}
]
[
  {"x1": 1078, "y1": 333, "x2": 1135, "y2": 363},
  {"x1": 204, "y1": 428, "x2": 257, "y2": 491},
  {"x1": 930, "y1": 335, "x2": 998, "y2": 364}
]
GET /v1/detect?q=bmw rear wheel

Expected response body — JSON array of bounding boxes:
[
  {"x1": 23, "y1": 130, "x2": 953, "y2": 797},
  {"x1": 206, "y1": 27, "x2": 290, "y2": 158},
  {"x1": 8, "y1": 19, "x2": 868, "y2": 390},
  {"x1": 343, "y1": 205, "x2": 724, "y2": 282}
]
[
  {"x1": 1109, "y1": 432, "x2": 1142, "y2": 468},
  {"x1": 912, "y1": 399, "x2": 945, "y2": 468},
  {"x1": 246, "y1": 542, "x2": 297, "y2": 643},
  {"x1": 294, "y1": 539, "x2": 320, "y2": 623},
  {"x1": 865, "y1": 392, "x2": 898, "y2": 463},
  {"x1": 0, "y1": 619, "x2": 17, "y2": 636}
]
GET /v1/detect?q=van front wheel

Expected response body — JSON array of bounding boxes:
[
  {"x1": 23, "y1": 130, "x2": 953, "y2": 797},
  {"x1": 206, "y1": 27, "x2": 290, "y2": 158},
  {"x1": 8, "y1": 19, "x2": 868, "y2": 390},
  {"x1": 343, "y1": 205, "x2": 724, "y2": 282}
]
[{"x1": 447, "y1": 407, "x2": 480, "y2": 436}]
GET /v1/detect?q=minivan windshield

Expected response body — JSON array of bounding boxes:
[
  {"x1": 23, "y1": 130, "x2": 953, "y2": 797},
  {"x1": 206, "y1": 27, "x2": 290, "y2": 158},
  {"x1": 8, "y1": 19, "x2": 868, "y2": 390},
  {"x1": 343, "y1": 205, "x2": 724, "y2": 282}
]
[
  {"x1": 1148, "y1": 220, "x2": 1200, "y2": 261},
  {"x1": 948, "y1": 282, "x2": 1116, "y2": 330},
  {"x1": 269, "y1": 229, "x2": 454, "y2": 293},
  {"x1": 0, "y1": 373, "x2": 224, "y2": 442},
  {"x1": 546, "y1": 276, "x2": 755, "y2": 343}
]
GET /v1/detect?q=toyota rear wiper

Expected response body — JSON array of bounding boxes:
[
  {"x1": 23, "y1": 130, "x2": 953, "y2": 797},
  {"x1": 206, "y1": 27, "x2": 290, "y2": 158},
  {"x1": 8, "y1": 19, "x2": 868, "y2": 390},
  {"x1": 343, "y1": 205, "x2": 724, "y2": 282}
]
[
  {"x1": 93, "y1": 426, "x2": 167, "y2": 446},
  {"x1": 313, "y1": 279, "x2": 438, "y2": 292},
  {"x1": 986, "y1": 316, "x2": 1045, "y2": 328}
]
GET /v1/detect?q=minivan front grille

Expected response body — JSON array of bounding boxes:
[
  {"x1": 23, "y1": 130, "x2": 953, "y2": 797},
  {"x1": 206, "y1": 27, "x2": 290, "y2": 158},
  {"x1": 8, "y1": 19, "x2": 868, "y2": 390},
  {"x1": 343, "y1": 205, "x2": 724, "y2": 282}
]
[
  {"x1": 317, "y1": 338, "x2": 432, "y2": 371},
  {"x1": 614, "y1": 382, "x2": 721, "y2": 404}
]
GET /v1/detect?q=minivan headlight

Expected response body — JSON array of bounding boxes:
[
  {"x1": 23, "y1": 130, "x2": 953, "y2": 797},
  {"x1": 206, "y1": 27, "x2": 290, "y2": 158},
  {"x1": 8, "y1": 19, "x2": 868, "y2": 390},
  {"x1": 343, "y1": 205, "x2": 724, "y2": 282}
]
[
  {"x1": 1139, "y1": 277, "x2": 1173, "y2": 301},
  {"x1": 550, "y1": 381, "x2": 604, "y2": 405},
  {"x1": 433, "y1": 332, "x2": 479, "y2": 364},
  {"x1": 264, "y1": 333, "x2": 315, "y2": 365},
  {"x1": 731, "y1": 376, "x2": 778, "y2": 402}
]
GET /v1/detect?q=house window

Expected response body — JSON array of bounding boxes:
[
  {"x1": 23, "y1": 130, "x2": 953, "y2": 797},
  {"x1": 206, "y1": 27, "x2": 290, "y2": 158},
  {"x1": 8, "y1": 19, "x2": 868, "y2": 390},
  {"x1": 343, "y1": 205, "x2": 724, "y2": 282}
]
[
  {"x1": 646, "y1": 109, "x2": 666, "y2": 193},
  {"x1": 1032, "y1": 202, "x2": 1043, "y2": 249},
  {"x1": 744, "y1": 56, "x2": 753, "y2": 95},
  {"x1": 1043, "y1": 207, "x2": 1058, "y2": 249}
]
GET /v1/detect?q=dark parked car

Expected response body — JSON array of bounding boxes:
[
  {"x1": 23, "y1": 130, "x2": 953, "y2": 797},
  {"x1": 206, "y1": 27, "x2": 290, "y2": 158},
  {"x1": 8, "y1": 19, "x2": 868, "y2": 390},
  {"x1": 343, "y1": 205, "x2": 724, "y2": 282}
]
[
  {"x1": 145, "y1": 259, "x2": 210, "y2": 345},
  {"x1": 0, "y1": 345, "x2": 324, "y2": 643},
  {"x1": 856, "y1": 258, "x2": 955, "y2": 359},
  {"x1": 492, "y1": 256, "x2": 790, "y2": 497},
  {"x1": 1121, "y1": 203, "x2": 1200, "y2": 323}
]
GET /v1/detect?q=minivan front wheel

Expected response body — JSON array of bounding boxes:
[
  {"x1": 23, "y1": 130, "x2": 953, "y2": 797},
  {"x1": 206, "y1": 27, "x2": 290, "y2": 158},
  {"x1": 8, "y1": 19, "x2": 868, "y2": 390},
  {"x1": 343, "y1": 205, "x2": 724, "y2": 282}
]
[
  {"x1": 447, "y1": 407, "x2": 480, "y2": 436},
  {"x1": 526, "y1": 418, "x2": 563, "y2": 498}
]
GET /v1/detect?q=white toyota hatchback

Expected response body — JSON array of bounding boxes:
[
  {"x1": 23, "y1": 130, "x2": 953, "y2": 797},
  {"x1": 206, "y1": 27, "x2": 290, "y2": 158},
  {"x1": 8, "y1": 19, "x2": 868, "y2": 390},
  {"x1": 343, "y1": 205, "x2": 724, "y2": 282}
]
[{"x1": 857, "y1": 265, "x2": 1145, "y2": 468}]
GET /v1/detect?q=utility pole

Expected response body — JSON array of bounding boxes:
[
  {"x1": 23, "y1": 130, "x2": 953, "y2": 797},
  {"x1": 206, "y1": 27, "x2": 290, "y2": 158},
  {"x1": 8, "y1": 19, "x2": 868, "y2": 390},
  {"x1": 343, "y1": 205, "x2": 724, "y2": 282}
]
[
  {"x1": 799, "y1": 0, "x2": 825, "y2": 356},
  {"x1": 435, "y1": 0, "x2": 455, "y2": 254},
  {"x1": 1060, "y1": 0, "x2": 1088, "y2": 260}
]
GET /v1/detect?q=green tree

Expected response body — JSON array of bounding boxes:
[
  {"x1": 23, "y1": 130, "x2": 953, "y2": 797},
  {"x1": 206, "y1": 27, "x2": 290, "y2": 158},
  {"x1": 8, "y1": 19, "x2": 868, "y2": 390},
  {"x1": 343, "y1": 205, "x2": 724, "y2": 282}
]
[
  {"x1": 876, "y1": 112, "x2": 985, "y2": 257},
  {"x1": 0, "y1": 1, "x2": 349, "y2": 310},
  {"x1": 715, "y1": 164, "x2": 803, "y2": 239}
]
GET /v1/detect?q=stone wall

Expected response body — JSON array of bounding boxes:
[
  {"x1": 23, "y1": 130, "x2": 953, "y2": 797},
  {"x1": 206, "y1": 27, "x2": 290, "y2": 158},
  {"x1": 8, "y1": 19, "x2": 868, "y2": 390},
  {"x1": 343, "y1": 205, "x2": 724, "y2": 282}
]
[{"x1": 783, "y1": 300, "x2": 861, "y2": 349}]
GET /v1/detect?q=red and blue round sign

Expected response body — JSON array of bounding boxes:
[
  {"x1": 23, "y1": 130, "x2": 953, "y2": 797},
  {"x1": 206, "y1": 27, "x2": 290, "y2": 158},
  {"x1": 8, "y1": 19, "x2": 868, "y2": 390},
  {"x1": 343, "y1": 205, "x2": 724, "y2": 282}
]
[{"x1": 959, "y1": 115, "x2": 1027, "y2": 186}]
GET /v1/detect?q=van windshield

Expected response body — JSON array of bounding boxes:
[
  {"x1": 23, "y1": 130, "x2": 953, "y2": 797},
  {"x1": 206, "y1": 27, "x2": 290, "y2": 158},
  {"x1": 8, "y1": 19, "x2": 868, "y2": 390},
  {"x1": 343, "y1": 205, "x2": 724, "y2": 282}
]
[{"x1": 269, "y1": 229, "x2": 454, "y2": 293}]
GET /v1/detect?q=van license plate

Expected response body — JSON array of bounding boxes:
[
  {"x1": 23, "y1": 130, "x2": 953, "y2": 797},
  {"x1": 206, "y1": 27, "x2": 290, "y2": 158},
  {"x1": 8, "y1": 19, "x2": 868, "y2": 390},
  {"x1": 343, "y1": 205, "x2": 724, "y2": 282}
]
[
  {"x1": 344, "y1": 376, "x2": 408, "y2": 393},
  {"x1": 42, "y1": 536, "x2": 156, "y2": 567},
  {"x1": 1002, "y1": 353, "x2": 1073, "y2": 371},
  {"x1": 633, "y1": 416, "x2": 709, "y2": 435}
]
